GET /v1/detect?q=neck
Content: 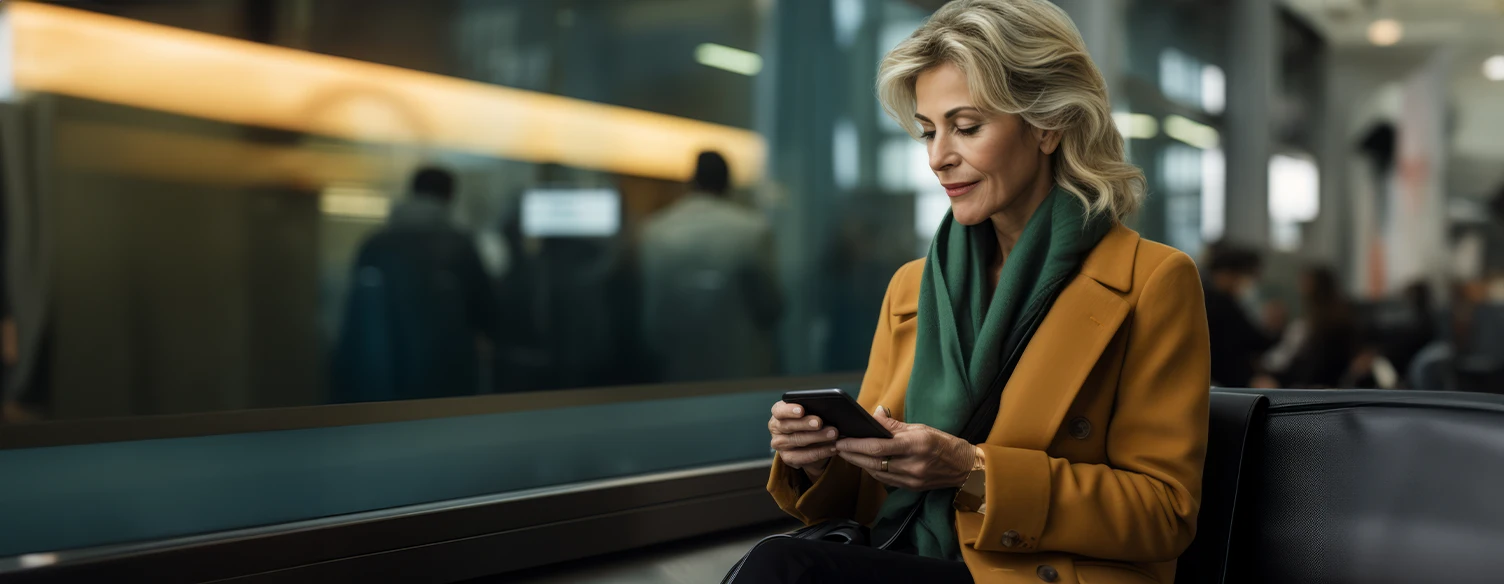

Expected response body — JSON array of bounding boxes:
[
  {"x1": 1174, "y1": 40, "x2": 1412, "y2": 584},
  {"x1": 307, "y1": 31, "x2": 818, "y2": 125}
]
[{"x1": 988, "y1": 170, "x2": 1055, "y2": 265}]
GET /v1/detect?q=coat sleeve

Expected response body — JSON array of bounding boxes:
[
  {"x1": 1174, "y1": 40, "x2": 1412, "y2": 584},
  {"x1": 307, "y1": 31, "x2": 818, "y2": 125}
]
[
  {"x1": 766, "y1": 261, "x2": 914, "y2": 526},
  {"x1": 969, "y1": 252, "x2": 1211, "y2": 563}
]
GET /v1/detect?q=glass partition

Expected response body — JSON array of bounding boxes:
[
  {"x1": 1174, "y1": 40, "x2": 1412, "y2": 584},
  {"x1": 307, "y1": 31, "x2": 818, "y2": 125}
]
[
  {"x1": 0, "y1": 0, "x2": 945, "y2": 422},
  {"x1": 0, "y1": 0, "x2": 1247, "y2": 426}
]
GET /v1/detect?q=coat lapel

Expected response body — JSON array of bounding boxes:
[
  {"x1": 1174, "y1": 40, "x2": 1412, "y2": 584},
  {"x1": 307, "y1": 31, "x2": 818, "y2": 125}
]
[{"x1": 986, "y1": 226, "x2": 1139, "y2": 449}]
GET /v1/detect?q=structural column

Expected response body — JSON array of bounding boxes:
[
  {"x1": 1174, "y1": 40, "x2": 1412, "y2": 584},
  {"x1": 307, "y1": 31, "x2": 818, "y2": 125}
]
[{"x1": 1223, "y1": 0, "x2": 1277, "y2": 248}]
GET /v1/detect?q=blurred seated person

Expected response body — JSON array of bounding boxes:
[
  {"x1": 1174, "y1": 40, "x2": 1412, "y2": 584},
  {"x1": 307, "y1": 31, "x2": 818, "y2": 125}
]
[
  {"x1": 754, "y1": 1, "x2": 1210, "y2": 582},
  {"x1": 1402, "y1": 280, "x2": 1468, "y2": 391},
  {"x1": 1480, "y1": 182, "x2": 1504, "y2": 289},
  {"x1": 332, "y1": 167, "x2": 500, "y2": 402},
  {"x1": 1203, "y1": 243, "x2": 1280, "y2": 387},
  {"x1": 638, "y1": 151, "x2": 782, "y2": 382},
  {"x1": 1382, "y1": 281, "x2": 1437, "y2": 381},
  {"x1": 1270, "y1": 266, "x2": 1358, "y2": 388}
]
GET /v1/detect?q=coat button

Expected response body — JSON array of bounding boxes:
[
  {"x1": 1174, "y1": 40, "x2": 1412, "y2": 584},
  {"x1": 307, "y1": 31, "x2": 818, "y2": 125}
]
[
  {"x1": 1037, "y1": 565, "x2": 1059, "y2": 582},
  {"x1": 1001, "y1": 530, "x2": 1020, "y2": 548},
  {"x1": 1068, "y1": 417, "x2": 1092, "y2": 440}
]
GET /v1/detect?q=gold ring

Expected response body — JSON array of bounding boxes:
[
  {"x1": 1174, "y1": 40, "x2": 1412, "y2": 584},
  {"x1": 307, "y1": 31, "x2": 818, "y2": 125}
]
[{"x1": 880, "y1": 457, "x2": 891, "y2": 472}]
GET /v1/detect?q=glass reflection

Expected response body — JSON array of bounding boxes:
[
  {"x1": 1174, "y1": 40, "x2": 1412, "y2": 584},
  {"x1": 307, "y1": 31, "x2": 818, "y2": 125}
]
[
  {"x1": 2, "y1": 0, "x2": 1502, "y2": 425},
  {"x1": 333, "y1": 168, "x2": 501, "y2": 402},
  {"x1": 639, "y1": 151, "x2": 782, "y2": 382}
]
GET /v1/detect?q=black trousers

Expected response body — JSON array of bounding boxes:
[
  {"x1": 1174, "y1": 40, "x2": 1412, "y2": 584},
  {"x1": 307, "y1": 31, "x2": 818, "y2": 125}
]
[{"x1": 732, "y1": 537, "x2": 974, "y2": 584}]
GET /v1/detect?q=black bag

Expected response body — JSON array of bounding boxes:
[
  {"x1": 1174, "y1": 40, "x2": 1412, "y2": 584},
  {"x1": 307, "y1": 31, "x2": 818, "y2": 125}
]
[{"x1": 720, "y1": 519, "x2": 869, "y2": 584}]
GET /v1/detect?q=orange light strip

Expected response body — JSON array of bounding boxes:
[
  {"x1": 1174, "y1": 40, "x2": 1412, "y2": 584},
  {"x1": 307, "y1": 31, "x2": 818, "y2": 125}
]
[
  {"x1": 6, "y1": 2, "x2": 766, "y2": 185},
  {"x1": 53, "y1": 120, "x2": 402, "y2": 188}
]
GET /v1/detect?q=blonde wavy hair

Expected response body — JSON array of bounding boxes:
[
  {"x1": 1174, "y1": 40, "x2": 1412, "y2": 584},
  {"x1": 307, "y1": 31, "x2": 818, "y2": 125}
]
[{"x1": 877, "y1": 0, "x2": 1145, "y2": 222}]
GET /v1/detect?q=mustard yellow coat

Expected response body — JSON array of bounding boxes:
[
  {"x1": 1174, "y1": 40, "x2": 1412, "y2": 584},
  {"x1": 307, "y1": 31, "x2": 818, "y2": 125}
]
[{"x1": 768, "y1": 225, "x2": 1211, "y2": 584}]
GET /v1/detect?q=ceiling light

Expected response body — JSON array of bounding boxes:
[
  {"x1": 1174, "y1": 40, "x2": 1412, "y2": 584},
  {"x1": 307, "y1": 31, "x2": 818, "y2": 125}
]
[
  {"x1": 694, "y1": 43, "x2": 763, "y2": 76},
  {"x1": 320, "y1": 186, "x2": 390, "y2": 221},
  {"x1": 1112, "y1": 112, "x2": 1159, "y2": 140},
  {"x1": 1163, "y1": 115, "x2": 1219, "y2": 149},
  {"x1": 1367, "y1": 19, "x2": 1403, "y2": 46},
  {"x1": 1485, "y1": 55, "x2": 1504, "y2": 81}
]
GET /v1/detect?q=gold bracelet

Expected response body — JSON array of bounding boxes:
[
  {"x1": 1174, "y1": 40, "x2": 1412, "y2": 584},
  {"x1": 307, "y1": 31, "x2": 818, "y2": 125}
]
[{"x1": 954, "y1": 446, "x2": 987, "y2": 514}]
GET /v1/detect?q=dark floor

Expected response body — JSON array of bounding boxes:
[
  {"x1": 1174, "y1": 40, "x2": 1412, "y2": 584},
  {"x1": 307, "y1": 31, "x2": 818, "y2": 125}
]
[{"x1": 489, "y1": 520, "x2": 799, "y2": 584}]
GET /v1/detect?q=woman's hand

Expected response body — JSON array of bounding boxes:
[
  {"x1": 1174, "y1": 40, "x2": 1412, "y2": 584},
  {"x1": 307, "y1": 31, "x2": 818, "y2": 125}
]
[
  {"x1": 835, "y1": 406, "x2": 980, "y2": 491},
  {"x1": 769, "y1": 401, "x2": 840, "y2": 480}
]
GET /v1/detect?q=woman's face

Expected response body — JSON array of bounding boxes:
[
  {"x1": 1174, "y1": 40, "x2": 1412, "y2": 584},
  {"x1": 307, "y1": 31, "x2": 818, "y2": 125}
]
[{"x1": 913, "y1": 62, "x2": 1058, "y2": 226}]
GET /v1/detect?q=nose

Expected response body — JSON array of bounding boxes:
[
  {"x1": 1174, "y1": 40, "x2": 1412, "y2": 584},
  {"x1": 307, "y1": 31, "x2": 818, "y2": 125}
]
[{"x1": 928, "y1": 133, "x2": 959, "y2": 173}]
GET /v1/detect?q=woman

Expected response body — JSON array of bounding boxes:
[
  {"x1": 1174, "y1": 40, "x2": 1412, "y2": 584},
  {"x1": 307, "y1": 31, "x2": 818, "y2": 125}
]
[
  {"x1": 752, "y1": 1, "x2": 1211, "y2": 582},
  {"x1": 1274, "y1": 266, "x2": 1358, "y2": 388}
]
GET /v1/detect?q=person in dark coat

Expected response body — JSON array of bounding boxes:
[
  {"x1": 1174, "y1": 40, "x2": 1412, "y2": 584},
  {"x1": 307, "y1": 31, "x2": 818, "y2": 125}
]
[
  {"x1": 1203, "y1": 244, "x2": 1278, "y2": 387},
  {"x1": 333, "y1": 167, "x2": 500, "y2": 402},
  {"x1": 1276, "y1": 266, "x2": 1359, "y2": 388}
]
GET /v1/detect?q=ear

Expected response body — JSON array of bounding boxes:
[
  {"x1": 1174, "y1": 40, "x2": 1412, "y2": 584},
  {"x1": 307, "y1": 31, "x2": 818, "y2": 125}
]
[{"x1": 1032, "y1": 126, "x2": 1062, "y2": 156}]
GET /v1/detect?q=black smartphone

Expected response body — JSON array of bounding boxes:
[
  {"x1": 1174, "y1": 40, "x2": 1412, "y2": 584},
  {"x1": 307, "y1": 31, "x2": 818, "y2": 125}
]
[{"x1": 782, "y1": 389, "x2": 893, "y2": 439}]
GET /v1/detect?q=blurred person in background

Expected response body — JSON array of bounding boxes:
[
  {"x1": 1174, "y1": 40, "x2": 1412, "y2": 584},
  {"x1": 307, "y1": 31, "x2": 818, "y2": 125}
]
[
  {"x1": 1203, "y1": 243, "x2": 1280, "y2": 388},
  {"x1": 638, "y1": 151, "x2": 782, "y2": 382},
  {"x1": 332, "y1": 167, "x2": 500, "y2": 402},
  {"x1": 1454, "y1": 212, "x2": 1504, "y2": 390},
  {"x1": 485, "y1": 210, "x2": 550, "y2": 393},
  {"x1": 756, "y1": 1, "x2": 1210, "y2": 582},
  {"x1": 1398, "y1": 279, "x2": 1470, "y2": 391},
  {"x1": 1384, "y1": 281, "x2": 1438, "y2": 383},
  {"x1": 1409, "y1": 278, "x2": 1485, "y2": 392},
  {"x1": 1482, "y1": 184, "x2": 1504, "y2": 295},
  {"x1": 1269, "y1": 266, "x2": 1359, "y2": 389}
]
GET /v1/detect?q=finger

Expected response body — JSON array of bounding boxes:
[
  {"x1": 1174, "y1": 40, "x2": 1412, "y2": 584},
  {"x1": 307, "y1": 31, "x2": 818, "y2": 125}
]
[
  {"x1": 836, "y1": 451, "x2": 917, "y2": 476},
  {"x1": 768, "y1": 413, "x2": 822, "y2": 434},
  {"x1": 873, "y1": 406, "x2": 906, "y2": 433},
  {"x1": 792, "y1": 427, "x2": 838, "y2": 447},
  {"x1": 779, "y1": 445, "x2": 838, "y2": 468},
  {"x1": 773, "y1": 416, "x2": 823, "y2": 434},
  {"x1": 835, "y1": 436, "x2": 905, "y2": 457},
  {"x1": 842, "y1": 451, "x2": 920, "y2": 487},
  {"x1": 771, "y1": 428, "x2": 838, "y2": 449},
  {"x1": 771, "y1": 401, "x2": 805, "y2": 420}
]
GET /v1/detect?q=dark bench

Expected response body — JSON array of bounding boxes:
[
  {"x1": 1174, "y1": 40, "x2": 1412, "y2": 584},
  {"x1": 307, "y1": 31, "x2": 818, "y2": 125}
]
[{"x1": 1184, "y1": 388, "x2": 1504, "y2": 584}]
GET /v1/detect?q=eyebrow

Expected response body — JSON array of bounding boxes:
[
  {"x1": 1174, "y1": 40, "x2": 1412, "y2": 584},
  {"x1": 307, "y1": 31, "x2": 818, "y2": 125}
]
[{"x1": 914, "y1": 106, "x2": 981, "y2": 123}]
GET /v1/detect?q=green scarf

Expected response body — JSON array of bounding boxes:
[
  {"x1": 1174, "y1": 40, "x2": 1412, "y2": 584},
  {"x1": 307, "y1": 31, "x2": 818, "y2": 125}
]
[{"x1": 871, "y1": 187, "x2": 1111, "y2": 560}]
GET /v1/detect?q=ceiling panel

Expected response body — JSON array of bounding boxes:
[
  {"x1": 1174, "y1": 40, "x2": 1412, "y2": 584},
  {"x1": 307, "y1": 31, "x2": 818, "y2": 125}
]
[{"x1": 1284, "y1": 0, "x2": 1504, "y2": 47}]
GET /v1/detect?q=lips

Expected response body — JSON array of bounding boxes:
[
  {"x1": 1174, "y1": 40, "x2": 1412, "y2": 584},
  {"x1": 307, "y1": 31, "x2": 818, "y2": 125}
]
[{"x1": 942, "y1": 181, "x2": 980, "y2": 198}]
